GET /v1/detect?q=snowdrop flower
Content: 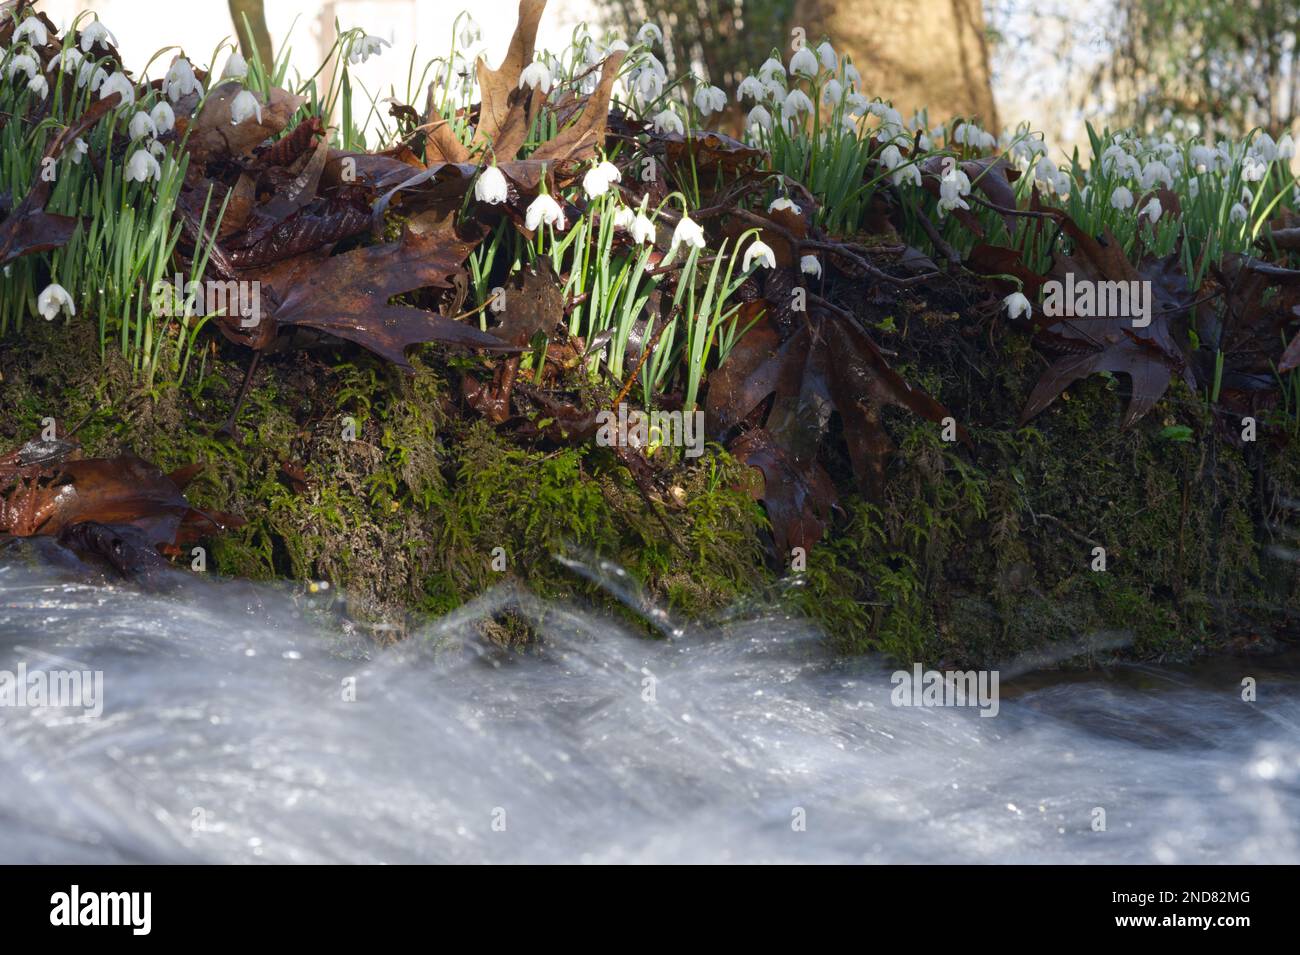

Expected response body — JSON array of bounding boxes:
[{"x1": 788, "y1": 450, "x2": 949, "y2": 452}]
[
  {"x1": 845, "y1": 92, "x2": 869, "y2": 116},
  {"x1": 742, "y1": 239, "x2": 777, "y2": 271},
  {"x1": 222, "y1": 51, "x2": 248, "y2": 80},
  {"x1": 474, "y1": 164, "x2": 509, "y2": 204},
  {"x1": 519, "y1": 60, "x2": 552, "y2": 93},
  {"x1": 148, "y1": 139, "x2": 167, "y2": 159},
  {"x1": 879, "y1": 144, "x2": 903, "y2": 170},
  {"x1": 768, "y1": 197, "x2": 801, "y2": 215},
  {"x1": 129, "y1": 110, "x2": 158, "y2": 141},
  {"x1": 48, "y1": 48, "x2": 84, "y2": 74},
  {"x1": 458, "y1": 14, "x2": 481, "y2": 48},
  {"x1": 1190, "y1": 144, "x2": 1216, "y2": 174},
  {"x1": 1052, "y1": 171, "x2": 1072, "y2": 198},
  {"x1": 125, "y1": 149, "x2": 161, "y2": 182},
  {"x1": 230, "y1": 89, "x2": 263, "y2": 125},
  {"x1": 14, "y1": 16, "x2": 48, "y2": 47},
  {"x1": 822, "y1": 78, "x2": 843, "y2": 106},
  {"x1": 349, "y1": 34, "x2": 389, "y2": 64},
  {"x1": 582, "y1": 160, "x2": 621, "y2": 198},
  {"x1": 747, "y1": 105, "x2": 772, "y2": 132},
  {"x1": 939, "y1": 165, "x2": 971, "y2": 201},
  {"x1": 1278, "y1": 133, "x2": 1295, "y2": 160},
  {"x1": 1139, "y1": 196, "x2": 1162, "y2": 224},
  {"x1": 99, "y1": 71, "x2": 135, "y2": 106},
  {"x1": 800, "y1": 255, "x2": 822, "y2": 277},
  {"x1": 1241, "y1": 155, "x2": 1266, "y2": 182},
  {"x1": 1188, "y1": 175, "x2": 1200, "y2": 199},
  {"x1": 79, "y1": 19, "x2": 116, "y2": 52},
  {"x1": 636, "y1": 23, "x2": 662, "y2": 47},
  {"x1": 653, "y1": 108, "x2": 684, "y2": 135},
  {"x1": 668, "y1": 214, "x2": 706, "y2": 259},
  {"x1": 693, "y1": 84, "x2": 726, "y2": 117},
  {"x1": 37, "y1": 284, "x2": 75, "y2": 322},
  {"x1": 612, "y1": 205, "x2": 635, "y2": 231},
  {"x1": 525, "y1": 192, "x2": 565, "y2": 231},
  {"x1": 736, "y1": 75, "x2": 765, "y2": 103},
  {"x1": 7, "y1": 53, "x2": 37, "y2": 82},
  {"x1": 763, "y1": 77, "x2": 786, "y2": 102},
  {"x1": 1252, "y1": 132, "x2": 1277, "y2": 163},
  {"x1": 632, "y1": 62, "x2": 665, "y2": 101},
  {"x1": 1003, "y1": 292, "x2": 1031, "y2": 321},
  {"x1": 816, "y1": 41, "x2": 837, "y2": 72},
  {"x1": 150, "y1": 101, "x2": 176, "y2": 134},
  {"x1": 1229, "y1": 202, "x2": 1249, "y2": 225},
  {"x1": 26, "y1": 73, "x2": 49, "y2": 99},
  {"x1": 1110, "y1": 185, "x2": 1134, "y2": 210},
  {"x1": 164, "y1": 58, "x2": 199, "y2": 102},
  {"x1": 67, "y1": 138, "x2": 87, "y2": 165},
  {"x1": 789, "y1": 46, "x2": 818, "y2": 77},
  {"x1": 894, "y1": 163, "x2": 922, "y2": 188},
  {"x1": 1139, "y1": 160, "x2": 1172, "y2": 191},
  {"x1": 782, "y1": 88, "x2": 814, "y2": 118},
  {"x1": 77, "y1": 62, "x2": 107, "y2": 92},
  {"x1": 629, "y1": 202, "x2": 656, "y2": 245},
  {"x1": 758, "y1": 57, "x2": 786, "y2": 82},
  {"x1": 843, "y1": 62, "x2": 861, "y2": 86}
]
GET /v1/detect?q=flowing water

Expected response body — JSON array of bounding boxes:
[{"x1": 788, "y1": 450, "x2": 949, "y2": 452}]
[{"x1": 1, "y1": 555, "x2": 1298, "y2": 864}]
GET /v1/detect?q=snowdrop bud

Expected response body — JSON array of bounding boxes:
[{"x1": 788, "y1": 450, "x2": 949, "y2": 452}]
[
  {"x1": 474, "y1": 165, "x2": 509, "y2": 204},
  {"x1": 1230, "y1": 202, "x2": 1249, "y2": 224},
  {"x1": 1140, "y1": 197, "x2": 1162, "y2": 224},
  {"x1": 129, "y1": 110, "x2": 158, "y2": 141},
  {"x1": 768, "y1": 197, "x2": 802, "y2": 215},
  {"x1": 519, "y1": 61, "x2": 552, "y2": 93},
  {"x1": 525, "y1": 193, "x2": 566, "y2": 231},
  {"x1": 79, "y1": 19, "x2": 116, "y2": 52},
  {"x1": 14, "y1": 16, "x2": 49, "y2": 47},
  {"x1": 789, "y1": 46, "x2": 818, "y2": 77},
  {"x1": 653, "y1": 109, "x2": 684, "y2": 135},
  {"x1": 816, "y1": 41, "x2": 837, "y2": 72},
  {"x1": 38, "y1": 284, "x2": 75, "y2": 322},
  {"x1": 747, "y1": 105, "x2": 772, "y2": 132},
  {"x1": 150, "y1": 101, "x2": 176, "y2": 134},
  {"x1": 1003, "y1": 292, "x2": 1031, "y2": 321},
  {"x1": 125, "y1": 149, "x2": 162, "y2": 182},
  {"x1": 736, "y1": 76, "x2": 765, "y2": 103},
  {"x1": 99, "y1": 71, "x2": 135, "y2": 106},
  {"x1": 1110, "y1": 185, "x2": 1134, "y2": 210},
  {"x1": 800, "y1": 255, "x2": 822, "y2": 277},
  {"x1": 693, "y1": 84, "x2": 726, "y2": 117},
  {"x1": 743, "y1": 239, "x2": 776, "y2": 271},
  {"x1": 349, "y1": 34, "x2": 390, "y2": 64},
  {"x1": 636, "y1": 23, "x2": 662, "y2": 47},
  {"x1": 230, "y1": 89, "x2": 263, "y2": 125},
  {"x1": 222, "y1": 51, "x2": 248, "y2": 80}
]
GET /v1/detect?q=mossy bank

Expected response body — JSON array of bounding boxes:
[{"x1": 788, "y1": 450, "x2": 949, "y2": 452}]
[{"x1": 4, "y1": 306, "x2": 1298, "y2": 667}]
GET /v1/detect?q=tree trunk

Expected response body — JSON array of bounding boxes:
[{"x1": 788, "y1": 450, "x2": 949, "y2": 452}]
[
  {"x1": 792, "y1": 0, "x2": 998, "y2": 129},
  {"x1": 228, "y1": 0, "x2": 275, "y2": 69}
]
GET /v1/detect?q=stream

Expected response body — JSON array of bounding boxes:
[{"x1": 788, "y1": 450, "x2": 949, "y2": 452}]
[{"x1": 1, "y1": 557, "x2": 1298, "y2": 864}]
